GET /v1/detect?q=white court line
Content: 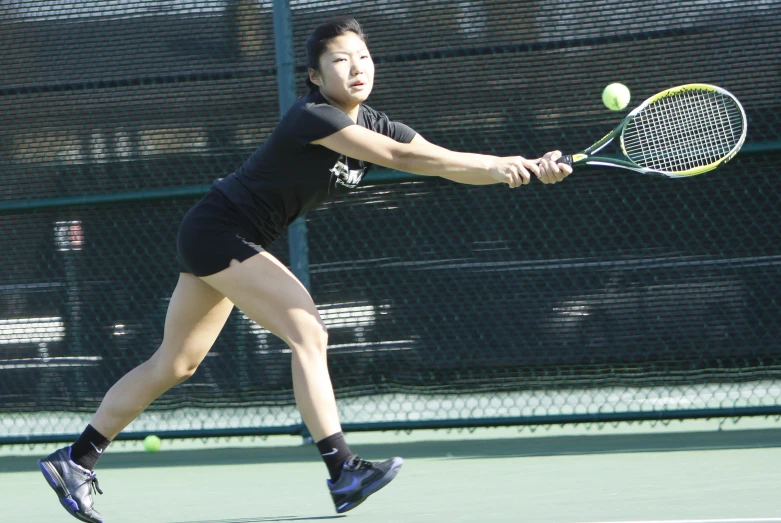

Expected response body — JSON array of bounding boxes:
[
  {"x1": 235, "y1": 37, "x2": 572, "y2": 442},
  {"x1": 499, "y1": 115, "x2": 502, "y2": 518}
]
[{"x1": 575, "y1": 519, "x2": 781, "y2": 523}]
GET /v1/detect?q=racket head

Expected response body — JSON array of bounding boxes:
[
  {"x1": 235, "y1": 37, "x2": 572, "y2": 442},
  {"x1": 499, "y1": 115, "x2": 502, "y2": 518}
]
[{"x1": 617, "y1": 84, "x2": 747, "y2": 177}]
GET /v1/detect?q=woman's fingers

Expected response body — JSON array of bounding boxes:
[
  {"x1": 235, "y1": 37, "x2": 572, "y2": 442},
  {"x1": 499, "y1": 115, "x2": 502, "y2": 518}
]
[{"x1": 537, "y1": 151, "x2": 573, "y2": 183}]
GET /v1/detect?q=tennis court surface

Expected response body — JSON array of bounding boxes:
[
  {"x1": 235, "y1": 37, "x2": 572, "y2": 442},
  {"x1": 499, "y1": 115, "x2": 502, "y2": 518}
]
[{"x1": 3, "y1": 425, "x2": 780, "y2": 523}]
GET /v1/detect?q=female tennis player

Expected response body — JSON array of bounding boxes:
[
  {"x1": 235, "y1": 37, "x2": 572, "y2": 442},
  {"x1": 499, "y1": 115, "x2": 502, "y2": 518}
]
[{"x1": 39, "y1": 16, "x2": 572, "y2": 522}]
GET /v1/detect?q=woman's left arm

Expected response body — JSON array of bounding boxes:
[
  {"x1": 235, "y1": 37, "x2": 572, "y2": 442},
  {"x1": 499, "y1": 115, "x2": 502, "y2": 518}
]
[
  {"x1": 314, "y1": 125, "x2": 571, "y2": 187},
  {"x1": 408, "y1": 135, "x2": 570, "y2": 185}
]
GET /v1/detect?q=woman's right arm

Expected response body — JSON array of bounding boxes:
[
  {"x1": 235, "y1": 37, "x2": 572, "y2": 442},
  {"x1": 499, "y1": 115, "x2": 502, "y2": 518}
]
[{"x1": 313, "y1": 125, "x2": 547, "y2": 188}]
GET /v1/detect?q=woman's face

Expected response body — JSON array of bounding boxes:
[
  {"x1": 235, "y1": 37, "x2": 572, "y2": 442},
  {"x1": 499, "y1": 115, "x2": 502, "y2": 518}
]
[{"x1": 311, "y1": 32, "x2": 374, "y2": 108}]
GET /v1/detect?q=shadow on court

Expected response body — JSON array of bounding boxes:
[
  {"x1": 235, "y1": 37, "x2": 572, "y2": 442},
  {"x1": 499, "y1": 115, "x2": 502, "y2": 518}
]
[
  {"x1": 3, "y1": 428, "x2": 781, "y2": 474},
  {"x1": 167, "y1": 516, "x2": 345, "y2": 523}
]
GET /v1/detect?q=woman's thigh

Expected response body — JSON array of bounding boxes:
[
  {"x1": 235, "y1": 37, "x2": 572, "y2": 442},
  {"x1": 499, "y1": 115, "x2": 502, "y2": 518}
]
[
  {"x1": 199, "y1": 252, "x2": 325, "y2": 348},
  {"x1": 151, "y1": 272, "x2": 235, "y2": 370}
]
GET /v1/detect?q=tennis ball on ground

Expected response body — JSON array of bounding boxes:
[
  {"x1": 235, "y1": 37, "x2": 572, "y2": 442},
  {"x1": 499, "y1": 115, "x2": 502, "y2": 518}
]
[
  {"x1": 143, "y1": 435, "x2": 162, "y2": 453},
  {"x1": 602, "y1": 82, "x2": 631, "y2": 111}
]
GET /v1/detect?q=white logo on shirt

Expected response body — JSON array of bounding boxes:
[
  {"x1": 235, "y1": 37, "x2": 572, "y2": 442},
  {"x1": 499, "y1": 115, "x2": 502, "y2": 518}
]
[
  {"x1": 236, "y1": 234, "x2": 265, "y2": 253},
  {"x1": 330, "y1": 155, "x2": 366, "y2": 188}
]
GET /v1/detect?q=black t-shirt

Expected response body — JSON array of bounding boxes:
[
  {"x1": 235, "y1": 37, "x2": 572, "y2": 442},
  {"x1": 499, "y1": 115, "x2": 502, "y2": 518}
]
[{"x1": 213, "y1": 90, "x2": 417, "y2": 246}]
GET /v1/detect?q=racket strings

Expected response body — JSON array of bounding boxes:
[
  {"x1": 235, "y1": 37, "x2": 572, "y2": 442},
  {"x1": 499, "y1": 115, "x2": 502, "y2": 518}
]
[
  {"x1": 622, "y1": 89, "x2": 744, "y2": 174},
  {"x1": 625, "y1": 91, "x2": 742, "y2": 172},
  {"x1": 636, "y1": 92, "x2": 739, "y2": 171},
  {"x1": 627, "y1": 92, "x2": 735, "y2": 170}
]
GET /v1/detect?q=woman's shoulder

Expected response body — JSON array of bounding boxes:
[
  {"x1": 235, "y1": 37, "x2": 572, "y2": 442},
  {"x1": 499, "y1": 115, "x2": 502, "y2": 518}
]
[
  {"x1": 359, "y1": 103, "x2": 397, "y2": 134},
  {"x1": 277, "y1": 91, "x2": 356, "y2": 145},
  {"x1": 359, "y1": 104, "x2": 417, "y2": 143},
  {"x1": 283, "y1": 91, "x2": 353, "y2": 125},
  {"x1": 358, "y1": 102, "x2": 387, "y2": 120},
  {"x1": 295, "y1": 90, "x2": 339, "y2": 113}
]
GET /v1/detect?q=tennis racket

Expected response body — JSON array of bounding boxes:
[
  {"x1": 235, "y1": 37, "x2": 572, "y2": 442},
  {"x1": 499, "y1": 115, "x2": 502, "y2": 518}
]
[{"x1": 549, "y1": 84, "x2": 747, "y2": 178}]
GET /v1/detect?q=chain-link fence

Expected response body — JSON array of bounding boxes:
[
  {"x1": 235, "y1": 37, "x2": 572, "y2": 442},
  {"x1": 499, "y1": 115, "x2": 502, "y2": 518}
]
[{"x1": 1, "y1": 0, "x2": 780, "y2": 443}]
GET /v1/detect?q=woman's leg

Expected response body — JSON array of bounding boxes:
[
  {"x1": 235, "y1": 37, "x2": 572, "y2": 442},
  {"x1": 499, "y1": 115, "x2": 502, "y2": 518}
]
[
  {"x1": 91, "y1": 273, "x2": 234, "y2": 439},
  {"x1": 201, "y1": 252, "x2": 340, "y2": 441},
  {"x1": 39, "y1": 273, "x2": 235, "y2": 523},
  {"x1": 202, "y1": 252, "x2": 404, "y2": 513}
]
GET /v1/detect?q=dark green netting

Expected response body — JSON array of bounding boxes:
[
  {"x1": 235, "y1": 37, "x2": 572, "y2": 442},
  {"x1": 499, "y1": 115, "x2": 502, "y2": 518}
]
[{"x1": 1, "y1": 0, "x2": 779, "y2": 441}]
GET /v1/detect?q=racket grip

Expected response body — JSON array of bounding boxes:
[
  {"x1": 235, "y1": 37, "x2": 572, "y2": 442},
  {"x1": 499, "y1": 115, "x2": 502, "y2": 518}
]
[{"x1": 534, "y1": 155, "x2": 573, "y2": 166}]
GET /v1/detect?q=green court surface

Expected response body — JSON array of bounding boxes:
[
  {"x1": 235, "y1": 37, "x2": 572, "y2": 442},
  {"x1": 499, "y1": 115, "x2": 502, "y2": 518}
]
[{"x1": 3, "y1": 427, "x2": 781, "y2": 523}]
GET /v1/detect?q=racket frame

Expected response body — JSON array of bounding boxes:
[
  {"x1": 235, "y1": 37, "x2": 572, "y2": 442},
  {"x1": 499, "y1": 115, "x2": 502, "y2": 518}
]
[{"x1": 560, "y1": 84, "x2": 747, "y2": 178}]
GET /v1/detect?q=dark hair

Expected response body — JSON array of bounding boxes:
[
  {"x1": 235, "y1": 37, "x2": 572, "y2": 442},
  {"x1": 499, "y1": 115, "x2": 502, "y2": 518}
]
[{"x1": 305, "y1": 17, "x2": 367, "y2": 92}]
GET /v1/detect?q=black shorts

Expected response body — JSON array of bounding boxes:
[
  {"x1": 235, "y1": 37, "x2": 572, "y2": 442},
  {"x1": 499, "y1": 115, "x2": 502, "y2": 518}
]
[{"x1": 177, "y1": 189, "x2": 268, "y2": 277}]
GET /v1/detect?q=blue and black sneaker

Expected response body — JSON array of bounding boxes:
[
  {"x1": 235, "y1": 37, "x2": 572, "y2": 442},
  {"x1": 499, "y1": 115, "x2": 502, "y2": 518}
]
[
  {"x1": 327, "y1": 455, "x2": 403, "y2": 513},
  {"x1": 39, "y1": 447, "x2": 104, "y2": 523}
]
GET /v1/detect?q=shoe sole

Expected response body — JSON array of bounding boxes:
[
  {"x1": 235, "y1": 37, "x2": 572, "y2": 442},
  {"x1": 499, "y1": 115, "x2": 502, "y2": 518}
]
[
  {"x1": 39, "y1": 460, "x2": 102, "y2": 523},
  {"x1": 336, "y1": 457, "x2": 404, "y2": 514}
]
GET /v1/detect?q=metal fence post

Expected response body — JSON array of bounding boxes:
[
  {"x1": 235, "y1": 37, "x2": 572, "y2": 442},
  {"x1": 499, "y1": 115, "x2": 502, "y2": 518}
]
[
  {"x1": 273, "y1": 0, "x2": 310, "y2": 292},
  {"x1": 273, "y1": 0, "x2": 313, "y2": 443}
]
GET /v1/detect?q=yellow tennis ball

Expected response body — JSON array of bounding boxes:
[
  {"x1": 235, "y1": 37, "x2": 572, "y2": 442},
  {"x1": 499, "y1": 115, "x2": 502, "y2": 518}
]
[
  {"x1": 602, "y1": 83, "x2": 631, "y2": 111},
  {"x1": 143, "y1": 435, "x2": 162, "y2": 453}
]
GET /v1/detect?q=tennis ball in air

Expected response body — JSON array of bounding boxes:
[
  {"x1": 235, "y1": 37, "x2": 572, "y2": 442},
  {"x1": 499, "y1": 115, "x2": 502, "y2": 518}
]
[
  {"x1": 143, "y1": 435, "x2": 162, "y2": 453},
  {"x1": 602, "y1": 83, "x2": 631, "y2": 111}
]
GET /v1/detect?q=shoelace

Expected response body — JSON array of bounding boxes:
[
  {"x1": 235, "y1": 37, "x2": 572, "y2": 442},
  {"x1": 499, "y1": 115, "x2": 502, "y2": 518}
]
[
  {"x1": 85, "y1": 472, "x2": 103, "y2": 496},
  {"x1": 345, "y1": 456, "x2": 374, "y2": 471}
]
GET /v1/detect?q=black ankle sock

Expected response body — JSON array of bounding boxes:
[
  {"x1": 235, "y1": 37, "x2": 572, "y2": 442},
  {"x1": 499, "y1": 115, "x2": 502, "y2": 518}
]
[
  {"x1": 70, "y1": 424, "x2": 111, "y2": 471},
  {"x1": 316, "y1": 432, "x2": 353, "y2": 482}
]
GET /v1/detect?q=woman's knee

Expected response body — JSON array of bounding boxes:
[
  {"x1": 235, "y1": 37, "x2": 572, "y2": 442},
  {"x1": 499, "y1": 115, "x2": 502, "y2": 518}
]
[
  {"x1": 285, "y1": 317, "x2": 328, "y2": 356},
  {"x1": 169, "y1": 359, "x2": 200, "y2": 383},
  {"x1": 147, "y1": 346, "x2": 202, "y2": 384}
]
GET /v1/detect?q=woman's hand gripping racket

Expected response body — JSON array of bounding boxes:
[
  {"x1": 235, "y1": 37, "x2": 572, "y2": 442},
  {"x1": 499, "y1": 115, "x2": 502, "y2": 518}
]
[{"x1": 546, "y1": 84, "x2": 747, "y2": 178}]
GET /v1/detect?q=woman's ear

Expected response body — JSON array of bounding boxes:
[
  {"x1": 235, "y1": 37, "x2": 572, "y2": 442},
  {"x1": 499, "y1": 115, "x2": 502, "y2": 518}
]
[{"x1": 308, "y1": 68, "x2": 321, "y2": 87}]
